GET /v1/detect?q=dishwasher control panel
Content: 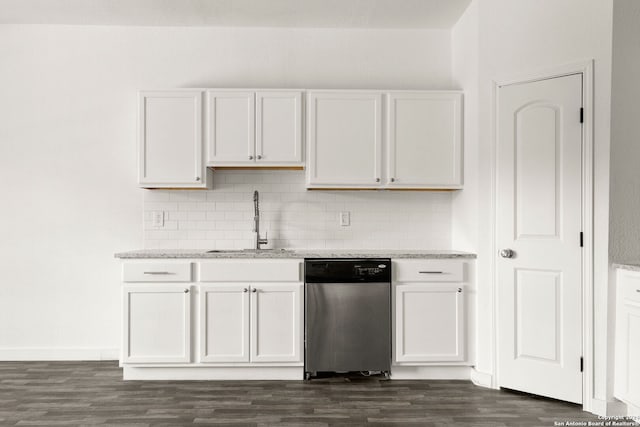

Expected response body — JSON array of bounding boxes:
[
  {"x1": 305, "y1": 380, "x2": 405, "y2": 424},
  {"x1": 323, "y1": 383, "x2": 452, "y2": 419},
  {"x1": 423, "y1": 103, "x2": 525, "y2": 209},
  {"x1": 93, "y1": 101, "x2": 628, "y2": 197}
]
[{"x1": 304, "y1": 259, "x2": 391, "y2": 283}]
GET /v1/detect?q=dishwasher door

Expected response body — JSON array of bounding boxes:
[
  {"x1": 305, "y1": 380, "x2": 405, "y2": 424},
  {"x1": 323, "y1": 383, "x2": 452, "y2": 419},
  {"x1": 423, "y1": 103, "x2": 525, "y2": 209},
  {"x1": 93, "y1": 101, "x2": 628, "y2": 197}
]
[{"x1": 305, "y1": 282, "x2": 391, "y2": 374}]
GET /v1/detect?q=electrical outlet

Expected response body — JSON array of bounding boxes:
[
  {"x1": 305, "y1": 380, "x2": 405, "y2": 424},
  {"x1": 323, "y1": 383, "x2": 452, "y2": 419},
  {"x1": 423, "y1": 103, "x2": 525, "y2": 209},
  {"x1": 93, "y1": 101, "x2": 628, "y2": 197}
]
[
  {"x1": 339, "y1": 211, "x2": 350, "y2": 226},
  {"x1": 152, "y1": 211, "x2": 164, "y2": 228}
]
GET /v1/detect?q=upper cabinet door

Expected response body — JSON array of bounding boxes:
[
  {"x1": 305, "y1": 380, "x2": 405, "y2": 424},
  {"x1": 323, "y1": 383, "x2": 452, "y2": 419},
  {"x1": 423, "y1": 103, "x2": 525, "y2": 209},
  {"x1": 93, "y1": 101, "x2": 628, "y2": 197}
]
[
  {"x1": 206, "y1": 91, "x2": 255, "y2": 164},
  {"x1": 256, "y1": 91, "x2": 303, "y2": 165},
  {"x1": 138, "y1": 91, "x2": 206, "y2": 188},
  {"x1": 387, "y1": 92, "x2": 463, "y2": 189},
  {"x1": 307, "y1": 92, "x2": 383, "y2": 188}
]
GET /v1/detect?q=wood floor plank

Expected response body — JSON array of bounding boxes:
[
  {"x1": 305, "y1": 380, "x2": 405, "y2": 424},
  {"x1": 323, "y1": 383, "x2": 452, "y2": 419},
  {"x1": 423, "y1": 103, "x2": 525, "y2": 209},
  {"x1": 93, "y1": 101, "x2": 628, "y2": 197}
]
[{"x1": 0, "y1": 361, "x2": 629, "y2": 426}]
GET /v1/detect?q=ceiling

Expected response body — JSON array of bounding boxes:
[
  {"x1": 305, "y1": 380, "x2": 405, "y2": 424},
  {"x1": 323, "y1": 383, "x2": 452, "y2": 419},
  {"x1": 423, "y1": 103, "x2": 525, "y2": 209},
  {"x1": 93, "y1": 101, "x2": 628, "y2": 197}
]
[{"x1": 0, "y1": 0, "x2": 472, "y2": 29}]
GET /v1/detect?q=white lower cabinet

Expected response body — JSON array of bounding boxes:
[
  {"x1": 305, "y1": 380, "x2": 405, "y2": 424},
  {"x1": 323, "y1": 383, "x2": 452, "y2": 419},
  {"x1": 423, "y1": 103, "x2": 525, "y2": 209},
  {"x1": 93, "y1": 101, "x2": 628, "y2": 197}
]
[
  {"x1": 250, "y1": 284, "x2": 302, "y2": 363},
  {"x1": 199, "y1": 283, "x2": 302, "y2": 364},
  {"x1": 122, "y1": 285, "x2": 191, "y2": 364},
  {"x1": 394, "y1": 284, "x2": 465, "y2": 363},
  {"x1": 199, "y1": 285, "x2": 250, "y2": 363},
  {"x1": 614, "y1": 268, "x2": 640, "y2": 412}
]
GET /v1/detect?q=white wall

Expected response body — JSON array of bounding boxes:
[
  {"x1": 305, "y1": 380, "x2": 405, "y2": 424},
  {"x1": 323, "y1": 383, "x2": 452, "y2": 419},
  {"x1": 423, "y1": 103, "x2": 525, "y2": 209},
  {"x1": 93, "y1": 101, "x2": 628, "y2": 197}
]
[
  {"x1": 609, "y1": 0, "x2": 640, "y2": 265},
  {"x1": 0, "y1": 24, "x2": 453, "y2": 359},
  {"x1": 451, "y1": 0, "x2": 480, "y2": 381},
  {"x1": 460, "y1": 0, "x2": 614, "y2": 411}
]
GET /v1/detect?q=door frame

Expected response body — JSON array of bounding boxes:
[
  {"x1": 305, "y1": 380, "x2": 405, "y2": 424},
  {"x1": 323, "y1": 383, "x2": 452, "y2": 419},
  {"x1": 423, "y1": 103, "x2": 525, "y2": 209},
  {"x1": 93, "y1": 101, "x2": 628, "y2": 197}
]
[{"x1": 491, "y1": 60, "x2": 594, "y2": 411}]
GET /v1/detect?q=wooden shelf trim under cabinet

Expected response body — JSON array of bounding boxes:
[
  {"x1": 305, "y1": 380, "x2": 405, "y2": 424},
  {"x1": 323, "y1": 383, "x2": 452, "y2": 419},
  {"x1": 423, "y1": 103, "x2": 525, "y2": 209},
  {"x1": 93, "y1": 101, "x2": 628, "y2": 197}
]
[{"x1": 306, "y1": 188, "x2": 459, "y2": 191}]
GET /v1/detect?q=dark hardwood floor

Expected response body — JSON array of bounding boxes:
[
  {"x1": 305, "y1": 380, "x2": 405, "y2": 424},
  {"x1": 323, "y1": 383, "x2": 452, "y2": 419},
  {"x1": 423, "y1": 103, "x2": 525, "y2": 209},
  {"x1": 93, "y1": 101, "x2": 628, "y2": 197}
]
[{"x1": 0, "y1": 361, "x2": 621, "y2": 426}]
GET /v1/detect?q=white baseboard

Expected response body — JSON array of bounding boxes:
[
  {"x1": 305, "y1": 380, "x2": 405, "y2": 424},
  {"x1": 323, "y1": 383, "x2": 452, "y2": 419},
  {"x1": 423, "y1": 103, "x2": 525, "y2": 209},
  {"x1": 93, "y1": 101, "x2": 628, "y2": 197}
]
[
  {"x1": 590, "y1": 398, "x2": 629, "y2": 417},
  {"x1": 390, "y1": 366, "x2": 471, "y2": 380},
  {"x1": 0, "y1": 348, "x2": 119, "y2": 361},
  {"x1": 123, "y1": 366, "x2": 303, "y2": 380},
  {"x1": 470, "y1": 368, "x2": 494, "y2": 388}
]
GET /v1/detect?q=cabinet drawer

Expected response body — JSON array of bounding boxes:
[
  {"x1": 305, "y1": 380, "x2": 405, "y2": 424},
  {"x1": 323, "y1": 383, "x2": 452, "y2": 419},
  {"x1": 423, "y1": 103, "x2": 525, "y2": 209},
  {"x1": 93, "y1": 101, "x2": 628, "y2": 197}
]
[
  {"x1": 393, "y1": 260, "x2": 463, "y2": 282},
  {"x1": 199, "y1": 260, "x2": 302, "y2": 282},
  {"x1": 123, "y1": 262, "x2": 192, "y2": 282},
  {"x1": 619, "y1": 270, "x2": 640, "y2": 304}
]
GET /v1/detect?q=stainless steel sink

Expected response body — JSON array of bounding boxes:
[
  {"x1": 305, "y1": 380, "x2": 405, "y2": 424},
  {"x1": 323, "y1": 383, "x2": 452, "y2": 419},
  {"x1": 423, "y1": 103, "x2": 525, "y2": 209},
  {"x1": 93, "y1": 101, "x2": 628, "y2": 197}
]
[{"x1": 205, "y1": 249, "x2": 293, "y2": 254}]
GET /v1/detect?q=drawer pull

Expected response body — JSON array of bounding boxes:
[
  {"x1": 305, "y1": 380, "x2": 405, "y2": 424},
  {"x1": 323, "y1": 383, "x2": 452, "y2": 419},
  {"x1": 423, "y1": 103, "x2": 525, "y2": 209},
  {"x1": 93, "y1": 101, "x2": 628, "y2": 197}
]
[
  {"x1": 419, "y1": 271, "x2": 444, "y2": 274},
  {"x1": 143, "y1": 271, "x2": 173, "y2": 275}
]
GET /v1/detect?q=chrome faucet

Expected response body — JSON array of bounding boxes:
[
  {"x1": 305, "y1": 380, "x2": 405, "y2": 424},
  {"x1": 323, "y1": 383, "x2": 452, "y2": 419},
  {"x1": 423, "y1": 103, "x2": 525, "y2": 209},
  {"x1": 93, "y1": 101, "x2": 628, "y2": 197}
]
[{"x1": 253, "y1": 190, "x2": 268, "y2": 250}]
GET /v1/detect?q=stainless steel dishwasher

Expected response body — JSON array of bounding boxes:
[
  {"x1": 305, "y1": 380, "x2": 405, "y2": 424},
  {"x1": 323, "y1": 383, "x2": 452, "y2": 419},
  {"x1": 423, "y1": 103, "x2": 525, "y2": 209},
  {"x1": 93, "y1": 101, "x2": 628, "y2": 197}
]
[{"x1": 304, "y1": 258, "x2": 391, "y2": 380}]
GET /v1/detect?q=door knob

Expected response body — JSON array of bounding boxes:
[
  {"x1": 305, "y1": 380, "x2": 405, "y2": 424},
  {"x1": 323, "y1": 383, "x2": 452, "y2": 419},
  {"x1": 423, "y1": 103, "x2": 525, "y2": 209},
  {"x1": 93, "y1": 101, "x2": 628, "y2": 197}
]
[{"x1": 500, "y1": 248, "x2": 515, "y2": 259}]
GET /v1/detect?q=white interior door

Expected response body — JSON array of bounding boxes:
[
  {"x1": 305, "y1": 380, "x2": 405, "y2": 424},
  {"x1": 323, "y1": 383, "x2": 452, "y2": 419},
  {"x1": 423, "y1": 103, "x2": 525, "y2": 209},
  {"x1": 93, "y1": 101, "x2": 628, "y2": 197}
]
[{"x1": 497, "y1": 73, "x2": 583, "y2": 403}]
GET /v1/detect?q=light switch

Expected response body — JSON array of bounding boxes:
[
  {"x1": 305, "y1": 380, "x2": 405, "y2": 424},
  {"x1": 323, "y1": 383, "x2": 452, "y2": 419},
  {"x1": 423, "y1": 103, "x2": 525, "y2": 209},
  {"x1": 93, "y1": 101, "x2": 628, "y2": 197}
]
[
  {"x1": 339, "y1": 211, "x2": 350, "y2": 226},
  {"x1": 152, "y1": 211, "x2": 164, "y2": 228}
]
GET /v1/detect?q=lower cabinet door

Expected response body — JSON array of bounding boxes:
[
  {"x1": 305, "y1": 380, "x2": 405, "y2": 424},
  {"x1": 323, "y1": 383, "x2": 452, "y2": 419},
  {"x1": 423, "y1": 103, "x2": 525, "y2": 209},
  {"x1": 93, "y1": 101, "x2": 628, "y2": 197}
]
[
  {"x1": 250, "y1": 283, "x2": 303, "y2": 363},
  {"x1": 623, "y1": 302, "x2": 640, "y2": 407},
  {"x1": 394, "y1": 284, "x2": 465, "y2": 363},
  {"x1": 614, "y1": 273, "x2": 640, "y2": 407},
  {"x1": 123, "y1": 285, "x2": 191, "y2": 363},
  {"x1": 199, "y1": 284, "x2": 250, "y2": 363}
]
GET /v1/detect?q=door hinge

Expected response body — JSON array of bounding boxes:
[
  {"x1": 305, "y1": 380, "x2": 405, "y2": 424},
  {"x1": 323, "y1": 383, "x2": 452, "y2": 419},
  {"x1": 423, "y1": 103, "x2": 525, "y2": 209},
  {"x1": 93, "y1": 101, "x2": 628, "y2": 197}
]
[
  {"x1": 580, "y1": 357, "x2": 584, "y2": 372},
  {"x1": 580, "y1": 232, "x2": 584, "y2": 247},
  {"x1": 580, "y1": 107, "x2": 584, "y2": 123}
]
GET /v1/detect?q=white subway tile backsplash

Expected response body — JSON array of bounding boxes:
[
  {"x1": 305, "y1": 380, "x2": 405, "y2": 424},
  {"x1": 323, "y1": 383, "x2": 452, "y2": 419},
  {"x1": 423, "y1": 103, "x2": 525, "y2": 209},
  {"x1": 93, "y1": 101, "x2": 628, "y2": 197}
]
[{"x1": 143, "y1": 170, "x2": 452, "y2": 250}]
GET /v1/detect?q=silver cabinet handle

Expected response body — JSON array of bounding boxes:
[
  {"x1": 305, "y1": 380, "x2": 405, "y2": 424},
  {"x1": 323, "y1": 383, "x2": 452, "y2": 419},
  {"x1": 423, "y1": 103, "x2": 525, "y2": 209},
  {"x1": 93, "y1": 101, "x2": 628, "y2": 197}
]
[
  {"x1": 257, "y1": 155, "x2": 262, "y2": 160},
  {"x1": 195, "y1": 176, "x2": 200, "y2": 181},
  {"x1": 184, "y1": 289, "x2": 189, "y2": 293},
  {"x1": 500, "y1": 249, "x2": 515, "y2": 258},
  {"x1": 419, "y1": 271, "x2": 443, "y2": 274},
  {"x1": 376, "y1": 178, "x2": 380, "y2": 182},
  {"x1": 458, "y1": 288, "x2": 462, "y2": 293},
  {"x1": 249, "y1": 155, "x2": 254, "y2": 160},
  {"x1": 390, "y1": 178, "x2": 396, "y2": 182},
  {"x1": 252, "y1": 288, "x2": 257, "y2": 293},
  {"x1": 243, "y1": 288, "x2": 248, "y2": 293},
  {"x1": 143, "y1": 271, "x2": 172, "y2": 275}
]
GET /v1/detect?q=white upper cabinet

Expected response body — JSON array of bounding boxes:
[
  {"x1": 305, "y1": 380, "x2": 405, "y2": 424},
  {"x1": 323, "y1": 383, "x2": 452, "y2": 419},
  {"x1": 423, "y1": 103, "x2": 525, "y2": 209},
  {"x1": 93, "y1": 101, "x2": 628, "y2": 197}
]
[
  {"x1": 256, "y1": 91, "x2": 303, "y2": 164},
  {"x1": 138, "y1": 91, "x2": 206, "y2": 188},
  {"x1": 206, "y1": 90, "x2": 303, "y2": 166},
  {"x1": 306, "y1": 90, "x2": 463, "y2": 189},
  {"x1": 387, "y1": 92, "x2": 463, "y2": 189},
  {"x1": 307, "y1": 91, "x2": 383, "y2": 188},
  {"x1": 206, "y1": 91, "x2": 255, "y2": 164}
]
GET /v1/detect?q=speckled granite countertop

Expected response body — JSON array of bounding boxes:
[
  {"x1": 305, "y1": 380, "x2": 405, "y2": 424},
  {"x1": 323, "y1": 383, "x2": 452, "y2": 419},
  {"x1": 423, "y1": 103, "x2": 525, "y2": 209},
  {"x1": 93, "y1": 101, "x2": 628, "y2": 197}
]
[
  {"x1": 115, "y1": 249, "x2": 476, "y2": 259},
  {"x1": 613, "y1": 263, "x2": 640, "y2": 272}
]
